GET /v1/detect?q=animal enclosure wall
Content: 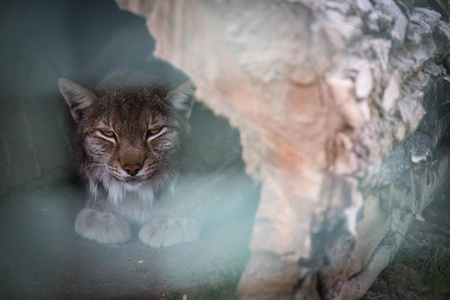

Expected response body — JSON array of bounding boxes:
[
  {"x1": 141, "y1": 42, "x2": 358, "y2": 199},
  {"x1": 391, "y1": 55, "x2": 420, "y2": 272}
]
[{"x1": 116, "y1": 0, "x2": 450, "y2": 298}]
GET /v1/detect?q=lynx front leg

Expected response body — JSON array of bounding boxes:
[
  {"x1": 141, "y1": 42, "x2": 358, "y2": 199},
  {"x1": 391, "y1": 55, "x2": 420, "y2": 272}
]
[
  {"x1": 75, "y1": 208, "x2": 131, "y2": 244},
  {"x1": 139, "y1": 217, "x2": 200, "y2": 248}
]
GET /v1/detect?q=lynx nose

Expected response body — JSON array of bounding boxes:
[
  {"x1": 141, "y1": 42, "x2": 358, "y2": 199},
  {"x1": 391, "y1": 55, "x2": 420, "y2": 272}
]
[{"x1": 123, "y1": 164, "x2": 141, "y2": 176}]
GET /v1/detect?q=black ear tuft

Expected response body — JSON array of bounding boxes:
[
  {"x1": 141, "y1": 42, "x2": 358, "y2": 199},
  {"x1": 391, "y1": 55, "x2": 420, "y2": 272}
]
[
  {"x1": 58, "y1": 78, "x2": 98, "y2": 121},
  {"x1": 164, "y1": 80, "x2": 196, "y2": 122}
]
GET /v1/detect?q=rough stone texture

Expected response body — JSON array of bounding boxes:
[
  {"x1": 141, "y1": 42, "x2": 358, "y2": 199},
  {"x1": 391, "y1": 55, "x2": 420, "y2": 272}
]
[{"x1": 116, "y1": 0, "x2": 450, "y2": 298}]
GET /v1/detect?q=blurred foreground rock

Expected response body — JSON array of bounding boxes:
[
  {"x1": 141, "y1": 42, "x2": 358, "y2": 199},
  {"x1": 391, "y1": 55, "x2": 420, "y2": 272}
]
[{"x1": 116, "y1": 0, "x2": 450, "y2": 298}]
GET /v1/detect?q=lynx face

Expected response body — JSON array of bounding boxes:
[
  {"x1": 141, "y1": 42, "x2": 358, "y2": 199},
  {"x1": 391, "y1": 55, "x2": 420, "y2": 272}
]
[{"x1": 59, "y1": 75, "x2": 194, "y2": 203}]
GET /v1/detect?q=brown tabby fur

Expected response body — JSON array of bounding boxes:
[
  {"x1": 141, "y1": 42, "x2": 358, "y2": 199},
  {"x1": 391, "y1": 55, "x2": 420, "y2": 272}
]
[{"x1": 58, "y1": 64, "x2": 252, "y2": 247}]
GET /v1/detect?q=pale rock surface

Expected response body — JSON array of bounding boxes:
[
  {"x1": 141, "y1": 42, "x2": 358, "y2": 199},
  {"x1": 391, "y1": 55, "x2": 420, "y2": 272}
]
[{"x1": 116, "y1": 0, "x2": 450, "y2": 298}]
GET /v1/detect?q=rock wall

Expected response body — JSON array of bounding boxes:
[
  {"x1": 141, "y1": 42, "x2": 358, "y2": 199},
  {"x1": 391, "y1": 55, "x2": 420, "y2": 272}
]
[{"x1": 116, "y1": 0, "x2": 450, "y2": 298}]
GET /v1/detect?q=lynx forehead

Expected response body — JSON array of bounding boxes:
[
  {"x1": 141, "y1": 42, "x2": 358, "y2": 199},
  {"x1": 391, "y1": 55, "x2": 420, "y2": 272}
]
[{"x1": 58, "y1": 75, "x2": 194, "y2": 203}]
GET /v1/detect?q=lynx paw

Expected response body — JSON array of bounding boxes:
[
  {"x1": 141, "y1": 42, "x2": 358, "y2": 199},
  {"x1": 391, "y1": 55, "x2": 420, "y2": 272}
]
[
  {"x1": 75, "y1": 208, "x2": 131, "y2": 244},
  {"x1": 139, "y1": 217, "x2": 200, "y2": 248}
]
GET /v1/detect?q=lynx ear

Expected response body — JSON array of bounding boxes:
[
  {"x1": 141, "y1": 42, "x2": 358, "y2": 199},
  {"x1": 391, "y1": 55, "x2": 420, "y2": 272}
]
[
  {"x1": 58, "y1": 78, "x2": 98, "y2": 121},
  {"x1": 165, "y1": 80, "x2": 196, "y2": 121}
]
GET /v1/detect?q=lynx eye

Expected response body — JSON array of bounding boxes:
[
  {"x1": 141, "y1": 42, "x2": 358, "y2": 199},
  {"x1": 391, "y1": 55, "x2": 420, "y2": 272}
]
[
  {"x1": 98, "y1": 129, "x2": 115, "y2": 138},
  {"x1": 146, "y1": 127, "x2": 163, "y2": 139}
]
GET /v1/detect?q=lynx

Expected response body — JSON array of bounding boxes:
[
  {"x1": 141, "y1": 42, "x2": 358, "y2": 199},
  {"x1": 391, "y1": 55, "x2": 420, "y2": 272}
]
[{"x1": 58, "y1": 65, "x2": 253, "y2": 248}]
